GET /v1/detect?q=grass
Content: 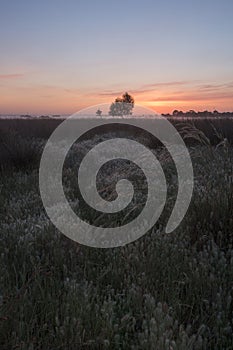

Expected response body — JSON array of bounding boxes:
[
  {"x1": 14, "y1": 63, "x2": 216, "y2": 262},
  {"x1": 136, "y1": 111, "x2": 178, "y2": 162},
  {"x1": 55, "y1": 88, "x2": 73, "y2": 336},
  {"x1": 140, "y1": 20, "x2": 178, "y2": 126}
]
[
  {"x1": 0, "y1": 129, "x2": 44, "y2": 171},
  {"x1": 0, "y1": 127, "x2": 232, "y2": 349},
  {"x1": 0, "y1": 117, "x2": 233, "y2": 145}
]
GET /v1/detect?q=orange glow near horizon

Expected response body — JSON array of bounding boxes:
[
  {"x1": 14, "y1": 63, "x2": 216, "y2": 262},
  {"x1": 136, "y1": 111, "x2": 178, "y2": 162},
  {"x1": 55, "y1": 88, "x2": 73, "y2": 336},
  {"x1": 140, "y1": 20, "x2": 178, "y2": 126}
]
[
  {"x1": 0, "y1": 81, "x2": 233, "y2": 115},
  {"x1": 1, "y1": 1, "x2": 233, "y2": 116}
]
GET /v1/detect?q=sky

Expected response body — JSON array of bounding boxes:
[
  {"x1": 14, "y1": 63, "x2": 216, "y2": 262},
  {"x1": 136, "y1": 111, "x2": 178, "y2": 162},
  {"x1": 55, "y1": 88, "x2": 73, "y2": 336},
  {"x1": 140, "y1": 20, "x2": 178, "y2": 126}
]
[{"x1": 1, "y1": 0, "x2": 233, "y2": 115}]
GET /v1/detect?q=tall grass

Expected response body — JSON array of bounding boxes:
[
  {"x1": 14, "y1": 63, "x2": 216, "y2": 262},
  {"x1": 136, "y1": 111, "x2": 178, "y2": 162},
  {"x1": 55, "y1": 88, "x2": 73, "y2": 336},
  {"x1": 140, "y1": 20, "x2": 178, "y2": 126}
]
[
  {"x1": 0, "y1": 129, "x2": 44, "y2": 170},
  {"x1": 0, "y1": 117, "x2": 233, "y2": 144},
  {"x1": 0, "y1": 139, "x2": 232, "y2": 349}
]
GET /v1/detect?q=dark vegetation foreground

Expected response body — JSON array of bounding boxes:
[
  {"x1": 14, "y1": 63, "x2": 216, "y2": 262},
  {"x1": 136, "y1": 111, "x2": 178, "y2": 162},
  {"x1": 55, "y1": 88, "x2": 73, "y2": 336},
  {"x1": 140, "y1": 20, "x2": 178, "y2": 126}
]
[{"x1": 0, "y1": 119, "x2": 232, "y2": 349}]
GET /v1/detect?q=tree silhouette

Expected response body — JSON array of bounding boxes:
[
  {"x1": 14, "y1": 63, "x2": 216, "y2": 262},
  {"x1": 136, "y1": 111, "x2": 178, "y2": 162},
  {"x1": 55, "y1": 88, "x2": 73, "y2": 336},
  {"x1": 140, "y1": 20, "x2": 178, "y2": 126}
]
[
  {"x1": 96, "y1": 109, "x2": 102, "y2": 117},
  {"x1": 109, "y1": 92, "x2": 134, "y2": 117}
]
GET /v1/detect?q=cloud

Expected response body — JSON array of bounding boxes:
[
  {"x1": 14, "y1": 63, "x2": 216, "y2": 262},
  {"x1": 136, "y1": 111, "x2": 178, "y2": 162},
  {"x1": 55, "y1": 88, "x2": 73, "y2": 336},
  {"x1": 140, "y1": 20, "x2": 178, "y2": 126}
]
[
  {"x1": 142, "y1": 81, "x2": 191, "y2": 89},
  {"x1": 94, "y1": 81, "x2": 233, "y2": 100},
  {"x1": 95, "y1": 81, "x2": 193, "y2": 97},
  {"x1": 97, "y1": 91, "x2": 124, "y2": 97},
  {"x1": 197, "y1": 82, "x2": 233, "y2": 92},
  {"x1": 151, "y1": 92, "x2": 233, "y2": 102},
  {"x1": 0, "y1": 73, "x2": 24, "y2": 79}
]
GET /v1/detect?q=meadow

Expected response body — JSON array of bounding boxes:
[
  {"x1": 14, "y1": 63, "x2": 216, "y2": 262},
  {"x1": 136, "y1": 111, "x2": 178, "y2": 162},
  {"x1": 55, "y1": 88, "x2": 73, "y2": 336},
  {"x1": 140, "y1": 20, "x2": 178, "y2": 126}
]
[{"x1": 0, "y1": 118, "x2": 232, "y2": 349}]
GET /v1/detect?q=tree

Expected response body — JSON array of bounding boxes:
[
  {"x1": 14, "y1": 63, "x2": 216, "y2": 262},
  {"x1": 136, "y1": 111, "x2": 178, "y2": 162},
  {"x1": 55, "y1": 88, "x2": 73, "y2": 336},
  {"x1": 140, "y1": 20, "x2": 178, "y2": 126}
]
[
  {"x1": 122, "y1": 92, "x2": 134, "y2": 105},
  {"x1": 96, "y1": 109, "x2": 102, "y2": 117},
  {"x1": 172, "y1": 110, "x2": 180, "y2": 117},
  {"x1": 109, "y1": 92, "x2": 134, "y2": 117}
]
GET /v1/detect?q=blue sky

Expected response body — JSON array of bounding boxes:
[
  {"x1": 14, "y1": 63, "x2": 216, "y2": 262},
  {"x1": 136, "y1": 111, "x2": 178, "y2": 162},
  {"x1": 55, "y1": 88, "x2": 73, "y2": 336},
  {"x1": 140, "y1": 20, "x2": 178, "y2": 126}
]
[{"x1": 1, "y1": 0, "x2": 233, "y2": 114}]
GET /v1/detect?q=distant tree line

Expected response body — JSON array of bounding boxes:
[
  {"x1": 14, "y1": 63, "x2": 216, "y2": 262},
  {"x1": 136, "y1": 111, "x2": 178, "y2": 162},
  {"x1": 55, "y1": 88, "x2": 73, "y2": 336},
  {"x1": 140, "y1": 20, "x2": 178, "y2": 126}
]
[
  {"x1": 162, "y1": 110, "x2": 233, "y2": 118},
  {"x1": 95, "y1": 92, "x2": 233, "y2": 118}
]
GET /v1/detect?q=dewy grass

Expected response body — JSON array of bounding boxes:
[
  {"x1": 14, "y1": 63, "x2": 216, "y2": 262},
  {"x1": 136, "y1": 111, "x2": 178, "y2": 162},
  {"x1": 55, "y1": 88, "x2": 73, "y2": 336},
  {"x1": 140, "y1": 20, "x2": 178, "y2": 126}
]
[{"x1": 0, "y1": 141, "x2": 232, "y2": 349}]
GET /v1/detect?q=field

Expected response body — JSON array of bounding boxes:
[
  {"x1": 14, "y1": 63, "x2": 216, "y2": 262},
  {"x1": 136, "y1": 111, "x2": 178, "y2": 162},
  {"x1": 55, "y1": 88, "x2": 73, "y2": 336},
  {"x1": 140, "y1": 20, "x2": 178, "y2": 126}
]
[
  {"x1": 0, "y1": 118, "x2": 233, "y2": 349},
  {"x1": 0, "y1": 117, "x2": 233, "y2": 144}
]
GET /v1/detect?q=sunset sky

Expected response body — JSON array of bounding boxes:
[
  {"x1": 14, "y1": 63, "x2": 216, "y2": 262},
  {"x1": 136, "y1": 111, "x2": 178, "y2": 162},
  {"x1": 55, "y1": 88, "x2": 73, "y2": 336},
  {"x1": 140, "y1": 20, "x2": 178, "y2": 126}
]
[{"x1": 1, "y1": 0, "x2": 233, "y2": 115}]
